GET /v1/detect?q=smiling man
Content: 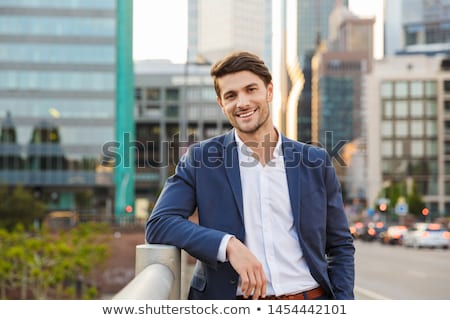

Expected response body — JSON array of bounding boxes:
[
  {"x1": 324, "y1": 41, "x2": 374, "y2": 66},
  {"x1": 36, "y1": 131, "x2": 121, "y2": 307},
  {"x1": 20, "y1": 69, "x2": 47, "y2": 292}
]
[{"x1": 146, "y1": 51, "x2": 355, "y2": 300}]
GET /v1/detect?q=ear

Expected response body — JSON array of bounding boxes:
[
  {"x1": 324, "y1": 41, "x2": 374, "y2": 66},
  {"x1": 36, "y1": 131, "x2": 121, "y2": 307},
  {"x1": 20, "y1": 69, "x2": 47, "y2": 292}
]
[{"x1": 266, "y1": 82, "x2": 274, "y2": 102}]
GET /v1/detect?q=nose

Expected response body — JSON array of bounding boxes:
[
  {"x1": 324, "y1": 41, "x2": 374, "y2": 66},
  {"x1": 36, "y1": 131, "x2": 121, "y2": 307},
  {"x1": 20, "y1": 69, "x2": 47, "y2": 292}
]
[{"x1": 236, "y1": 94, "x2": 250, "y2": 108}]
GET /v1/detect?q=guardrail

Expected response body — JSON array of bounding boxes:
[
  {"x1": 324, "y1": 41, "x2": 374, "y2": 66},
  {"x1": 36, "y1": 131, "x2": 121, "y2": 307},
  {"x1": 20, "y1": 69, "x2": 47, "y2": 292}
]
[{"x1": 112, "y1": 244, "x2": 181, "y2": 300}]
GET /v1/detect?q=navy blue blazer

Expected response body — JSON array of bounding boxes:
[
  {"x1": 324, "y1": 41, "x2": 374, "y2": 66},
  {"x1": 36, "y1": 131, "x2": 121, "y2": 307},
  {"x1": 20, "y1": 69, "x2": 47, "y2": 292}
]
[{"x1": 146, "y1": 129, "x2": 355, "y2": 300}]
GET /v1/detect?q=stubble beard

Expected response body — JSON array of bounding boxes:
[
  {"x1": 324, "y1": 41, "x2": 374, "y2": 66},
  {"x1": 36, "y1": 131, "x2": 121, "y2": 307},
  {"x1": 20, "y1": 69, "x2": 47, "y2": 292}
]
[{"x1": 233, "y1": 103, "x2": 271, "y2": 135}]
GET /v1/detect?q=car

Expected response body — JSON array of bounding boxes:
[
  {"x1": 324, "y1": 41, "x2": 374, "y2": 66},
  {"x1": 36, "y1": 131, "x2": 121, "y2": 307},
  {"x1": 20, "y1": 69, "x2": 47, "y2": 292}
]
[
  {"x1": 402, "y1": 223, "x2": 450, "y2": 249},
  {"x1": 380, "y1": 225, "x2": 408, "y2": 245},
  {"x1": 349, "y1": 222, "x2": 364, "y2": 239},
  {"x1": 360, "y1": 222, "x2": 386, "y2": 242}
]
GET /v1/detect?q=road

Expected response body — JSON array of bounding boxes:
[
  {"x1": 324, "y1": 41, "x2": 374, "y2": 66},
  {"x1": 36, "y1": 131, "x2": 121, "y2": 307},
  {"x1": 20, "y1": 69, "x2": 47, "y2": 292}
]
[{"x1": 354, "y1": 240, "x2": 450, "y2": 299}]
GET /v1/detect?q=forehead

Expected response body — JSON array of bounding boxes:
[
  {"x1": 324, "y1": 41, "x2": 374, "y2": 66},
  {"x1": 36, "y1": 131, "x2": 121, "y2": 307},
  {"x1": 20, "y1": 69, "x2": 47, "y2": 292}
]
[{"x1": 217, "y1": 70, "x2": 264, "y2": 94}]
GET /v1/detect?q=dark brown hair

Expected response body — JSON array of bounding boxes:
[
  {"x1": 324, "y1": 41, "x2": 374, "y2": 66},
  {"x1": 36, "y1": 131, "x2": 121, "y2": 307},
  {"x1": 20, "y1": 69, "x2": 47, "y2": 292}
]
[{"x1": 210, "y1": 51, "x2": 272, "y2": 97}]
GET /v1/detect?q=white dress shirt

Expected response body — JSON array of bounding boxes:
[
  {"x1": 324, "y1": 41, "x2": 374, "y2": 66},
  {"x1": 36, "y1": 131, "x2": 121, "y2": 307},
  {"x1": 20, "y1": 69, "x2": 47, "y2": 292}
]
[{"x1": 218, "y1": 129, "x2": 319, "y2": 296}]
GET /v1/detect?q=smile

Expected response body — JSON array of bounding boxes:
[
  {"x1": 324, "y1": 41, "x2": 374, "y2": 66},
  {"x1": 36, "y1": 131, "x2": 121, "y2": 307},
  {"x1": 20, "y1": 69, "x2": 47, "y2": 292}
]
[{"x1": 237, "y1": 109, "x2": 257, "y2": 118}]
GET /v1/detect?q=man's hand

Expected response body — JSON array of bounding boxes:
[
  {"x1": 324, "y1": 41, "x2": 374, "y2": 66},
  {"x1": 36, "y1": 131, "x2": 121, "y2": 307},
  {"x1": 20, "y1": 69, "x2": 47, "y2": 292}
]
[{"x1": 226, "y1": 237, "x2": 267, "y2": 299}]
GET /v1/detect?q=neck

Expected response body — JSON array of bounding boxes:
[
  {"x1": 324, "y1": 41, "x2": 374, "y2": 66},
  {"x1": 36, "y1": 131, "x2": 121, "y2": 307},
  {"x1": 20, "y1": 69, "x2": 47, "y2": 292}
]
[{"x1": 237, "y1": 126, "x2": 279, "y2": 166}]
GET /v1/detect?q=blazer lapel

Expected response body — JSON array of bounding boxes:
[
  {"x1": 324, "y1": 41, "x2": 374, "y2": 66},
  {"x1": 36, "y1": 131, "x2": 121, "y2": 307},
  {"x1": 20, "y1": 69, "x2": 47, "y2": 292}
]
[
  {"x1": 282, "y1": 136, "x2": 302, "y2": 228},
  {"x1": 223, "y1": 130, "x2": 244, "y2": 222}
]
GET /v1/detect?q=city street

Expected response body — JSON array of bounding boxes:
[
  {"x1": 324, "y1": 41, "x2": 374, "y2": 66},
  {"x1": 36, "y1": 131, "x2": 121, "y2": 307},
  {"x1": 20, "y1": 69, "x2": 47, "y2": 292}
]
[{"x1": 355, "y1": 240, "x2": 450, "y2": 299}]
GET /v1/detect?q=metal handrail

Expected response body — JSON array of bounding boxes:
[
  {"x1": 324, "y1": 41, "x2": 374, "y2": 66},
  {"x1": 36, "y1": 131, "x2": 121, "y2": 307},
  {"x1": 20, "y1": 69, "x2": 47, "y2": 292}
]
[{"x1": 112, "y1": 244, "x2": 181, "y2": 300}]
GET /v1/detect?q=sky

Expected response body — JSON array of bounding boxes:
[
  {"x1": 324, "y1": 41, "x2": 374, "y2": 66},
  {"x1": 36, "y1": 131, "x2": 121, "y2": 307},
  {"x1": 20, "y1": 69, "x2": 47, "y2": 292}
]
[
  {"x1": 133, "y1": 0, "x2": 188, "y2": 63},
  {"x1": 132, "y1": 0, "x2": 383, "y2": 63}
]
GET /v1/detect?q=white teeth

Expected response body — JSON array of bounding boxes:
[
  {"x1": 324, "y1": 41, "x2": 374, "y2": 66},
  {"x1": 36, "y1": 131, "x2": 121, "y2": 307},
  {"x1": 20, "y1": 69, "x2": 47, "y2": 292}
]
[{"x1": 238, "y1": 110, "x2": 255, "y2": 118}]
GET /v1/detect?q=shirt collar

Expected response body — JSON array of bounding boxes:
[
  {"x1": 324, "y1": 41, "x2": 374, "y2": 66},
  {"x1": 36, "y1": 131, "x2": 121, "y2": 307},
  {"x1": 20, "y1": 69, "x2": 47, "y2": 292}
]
[{"x1": 234, "y1": 127, "x2": 283, "y2": 159}]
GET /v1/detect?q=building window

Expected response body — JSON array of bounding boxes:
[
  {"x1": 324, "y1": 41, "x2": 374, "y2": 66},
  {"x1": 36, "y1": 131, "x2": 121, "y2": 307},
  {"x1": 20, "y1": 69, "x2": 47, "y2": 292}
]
[
  {"x1": 135, "y1": 88, "x2": 142, "y2": 100},
  {"x1": 380, "y1": 82, "x2": 393, "y2": 98},
  {"x1": 404, "y1": 25, "x2": 420, "y2": 46},
  {"x1": 410, "y1": 101, "x2": 424, "y2": 117},
  {"x1": 411, "y1": 140, "x2": 424, "y2": 157},
  {"x1": 143, "y1": 105, "x2": 161, "y2": 118},
  {"x1": 445, "y1": 183, "x2": 450, "y2": 195},
  {"x1": 445, "y1": 202, "x2": 450, "y2": 214},
  {"x1": 410, "y1": 81, "x2": 423, "y2": 98},
  {"x1": 445, "y1": 100, "x2": 450, "y2": 114},
  {"x1": 395, "y1": 120, "x2": 408, "y2": 137},
  {"x1": 394, "y1": 101, "x2": 408, "y2": 118},
  {"x1": 395, "y1": 140, "x2": 404, "y2": 157},
  {"x1": 445, "y1": 141, "x2": 450, "y2": 155},
  {"x1": 381, "y1": 121, "x2": 393, "y2": 137},
  {"x1": 395, "y1": 81, "x2": 408, "y2": 98},
  {"x1": 381, "y1": 140, "x2": 393, "y2": 157},
  {"x1": 426, "y1": 141, "x2": 437, "y2": 156},
  {"x1": 444, "y1": 80, "x2": 450, "y2": 93},
  {"x1": 166, "y1": 88, "x2": 179, "y2": 101},
  {"x1": 383, "y1": 101, "x2": 394, "y2": 118},
  {"x1": 445, "y1": 162, "x2": 450, "y2": 175},
  {"x1": 166, "y1": 105, "x2": 179, "y2": 118},
  {"x1": 410, "y1": 120, "x2": 424, "y2": 137},
  {"x1": 146, "y1": 88, "x2": 160, "y2": 100},
  {"x1": 425, "y1": 81, "x2": 436, "y2": 97},
  {"x1": 425, "y1": 100, "x2": 437, "y2": 117},
  {"x1": 446, "y1": 121, "x2": 450, "y2": 135}
]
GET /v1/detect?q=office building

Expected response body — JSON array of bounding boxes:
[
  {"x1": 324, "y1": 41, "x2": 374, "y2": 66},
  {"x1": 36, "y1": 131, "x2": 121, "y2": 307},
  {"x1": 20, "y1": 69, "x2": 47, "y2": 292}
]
[
  {"x1": 311, "y1": 3, "x2": 374, "y2": 202},
  {"x1": 296, "y1": 0, "x2": 349, "y2": 142},
  {"x1": 187, "y1": 0, "x2": 271, "y2": 65},
  {"x1": 367, "y1": 55, "x2": 450, "y2": 216},
  {"x1": 134, "y1": 60, "x2": 231, "y2": 206},
  {"x1": 385, "y1": 0, "x2": 450, "y2": 56},
  {"x1": 0, "y1": 0, "x2": 128, "y2": 217}
]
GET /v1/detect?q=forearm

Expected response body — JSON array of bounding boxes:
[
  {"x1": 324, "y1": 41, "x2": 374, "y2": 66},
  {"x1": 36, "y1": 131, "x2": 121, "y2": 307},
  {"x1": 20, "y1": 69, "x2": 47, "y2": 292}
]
[{"x1": 146, "y1": 213, "x2": 226, "y2": 266}]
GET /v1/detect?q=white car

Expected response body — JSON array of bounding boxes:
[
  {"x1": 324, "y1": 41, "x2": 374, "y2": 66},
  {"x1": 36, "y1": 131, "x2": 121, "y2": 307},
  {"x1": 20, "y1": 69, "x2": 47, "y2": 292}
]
[{"x1": 403, "y1": 223, "x2": 449, "y2": 249}]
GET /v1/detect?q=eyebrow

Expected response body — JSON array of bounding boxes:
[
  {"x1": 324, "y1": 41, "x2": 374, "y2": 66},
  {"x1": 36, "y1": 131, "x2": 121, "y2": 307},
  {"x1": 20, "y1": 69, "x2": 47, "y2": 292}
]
[{"x1": 222, "y1": 82, "x2": 259, "y2": 97}]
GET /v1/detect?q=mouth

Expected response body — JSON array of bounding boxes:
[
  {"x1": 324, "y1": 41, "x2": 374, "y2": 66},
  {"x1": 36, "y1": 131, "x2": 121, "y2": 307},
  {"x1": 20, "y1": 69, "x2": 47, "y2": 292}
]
[{"x1": 236, "y1": 108, "x2": 257, "y2": 119}]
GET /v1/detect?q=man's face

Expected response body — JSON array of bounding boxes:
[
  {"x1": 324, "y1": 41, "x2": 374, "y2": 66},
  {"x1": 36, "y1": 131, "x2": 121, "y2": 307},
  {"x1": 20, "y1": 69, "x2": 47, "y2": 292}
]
[{"x1": 216, "y1": 70, "x2": 273, "y2": 136}]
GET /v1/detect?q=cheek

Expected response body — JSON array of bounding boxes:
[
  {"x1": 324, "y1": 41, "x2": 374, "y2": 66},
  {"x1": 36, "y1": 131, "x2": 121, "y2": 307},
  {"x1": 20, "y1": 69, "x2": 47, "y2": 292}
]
[{"x1": 222, "y1": 103, "x2": 235, "y2": 115}]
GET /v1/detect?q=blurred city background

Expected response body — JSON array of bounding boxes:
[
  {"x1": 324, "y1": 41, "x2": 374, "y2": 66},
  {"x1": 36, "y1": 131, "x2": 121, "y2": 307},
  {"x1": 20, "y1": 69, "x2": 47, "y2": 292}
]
[{"x1": 0, "y1": 0, "x2": 450, "y2": 300}]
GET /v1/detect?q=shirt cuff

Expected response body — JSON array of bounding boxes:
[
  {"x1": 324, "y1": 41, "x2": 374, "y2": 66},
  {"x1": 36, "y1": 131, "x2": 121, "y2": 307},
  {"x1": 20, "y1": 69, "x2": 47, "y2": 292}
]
[{"x1": 217, "y1": 234, "x2": 234, "y2": 262}]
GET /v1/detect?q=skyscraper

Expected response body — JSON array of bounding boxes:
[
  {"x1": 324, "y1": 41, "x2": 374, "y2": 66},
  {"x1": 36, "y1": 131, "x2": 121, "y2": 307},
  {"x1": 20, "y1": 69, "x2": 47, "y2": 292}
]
[
  {"x1": 311, "y1": 2, "x2": 374, "y2": 202},
  {"x1": 385, "y1": 0, "x2": 450, "y2": 56},
  {"x1": 271, "y1": 0, "x2": 348, "y2": 140},
  {"x1": 187, "y1": 0, "x2": 271, "y2": 65},
  {"x1": 0, "y1": 0, "x2": 131, "y2": 218},
  {"x1": 297, "y1": 0, "x2": 349, "y2": 142}
]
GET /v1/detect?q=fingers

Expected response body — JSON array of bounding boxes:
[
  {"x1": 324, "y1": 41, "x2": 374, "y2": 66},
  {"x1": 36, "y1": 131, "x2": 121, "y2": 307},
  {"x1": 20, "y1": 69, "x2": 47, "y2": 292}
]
[
  {"x1": 226, "y1": 237, "x2": 267, "y2": 299},
  {"x1": 242, "y1": 271, "x2": 256, "y2": 299},
  {"x1": 240, "y1": 263, "x2": 266, "y2": 299},
  {"x1": 253, "y1": 271, "x2": 267, "y2": 299}
]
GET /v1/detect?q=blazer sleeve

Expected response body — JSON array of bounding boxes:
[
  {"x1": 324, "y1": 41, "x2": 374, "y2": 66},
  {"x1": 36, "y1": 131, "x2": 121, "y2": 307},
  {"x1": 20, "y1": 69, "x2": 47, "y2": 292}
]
[
  {"x1": 323, "y1": 151, "x2": 355, "y2": 299},
  {"x1": 145, "y1": 146, "x2": 227, "y2": 268}
]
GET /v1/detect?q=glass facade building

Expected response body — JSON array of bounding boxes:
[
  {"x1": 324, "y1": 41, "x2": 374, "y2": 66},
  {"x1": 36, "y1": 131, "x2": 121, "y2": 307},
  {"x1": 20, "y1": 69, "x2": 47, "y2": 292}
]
[
  {"x1": 296, "y1": 0, "x2": 348, "y2": 142},
  {"x1": 385, "y1": 0, "x2": 450, "y2": 56},
  {"x1": 0, "y1": 0, "x2": 117, "y2": 213}
]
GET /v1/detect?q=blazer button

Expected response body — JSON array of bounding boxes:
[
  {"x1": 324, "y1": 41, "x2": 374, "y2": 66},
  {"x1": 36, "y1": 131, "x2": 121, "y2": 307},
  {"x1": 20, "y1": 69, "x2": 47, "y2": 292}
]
[{"x1": 229, "y1": 279, "x2": 237, "y2": 285}]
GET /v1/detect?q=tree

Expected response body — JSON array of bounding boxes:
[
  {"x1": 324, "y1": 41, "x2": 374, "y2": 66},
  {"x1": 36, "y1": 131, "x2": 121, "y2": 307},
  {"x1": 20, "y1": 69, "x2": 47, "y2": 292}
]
[
  {"x1": 0, "y1": 222, "x2": 110, "y2": 299},
  {"x1": 406, "y1": 183, "x2": 425, "y2": 217},
  {"x1": 0, "y1": 185, "x2": 46, "y2": 231},
  {"x1": 376, "y1": 180, "x2": 425, "y2": 218}
]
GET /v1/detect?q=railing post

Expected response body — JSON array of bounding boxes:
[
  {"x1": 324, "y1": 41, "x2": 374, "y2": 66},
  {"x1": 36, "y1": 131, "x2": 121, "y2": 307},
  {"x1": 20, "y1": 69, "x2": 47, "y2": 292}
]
[{"x1": 135, "y1": 244, "x2": 181, "y2": 299}]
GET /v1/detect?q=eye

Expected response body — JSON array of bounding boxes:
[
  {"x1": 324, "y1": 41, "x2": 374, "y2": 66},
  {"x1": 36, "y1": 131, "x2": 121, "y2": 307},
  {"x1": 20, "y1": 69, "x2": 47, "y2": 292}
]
[{"x1": 224, "y1": 93, "x2": 235, "y2": 100}]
